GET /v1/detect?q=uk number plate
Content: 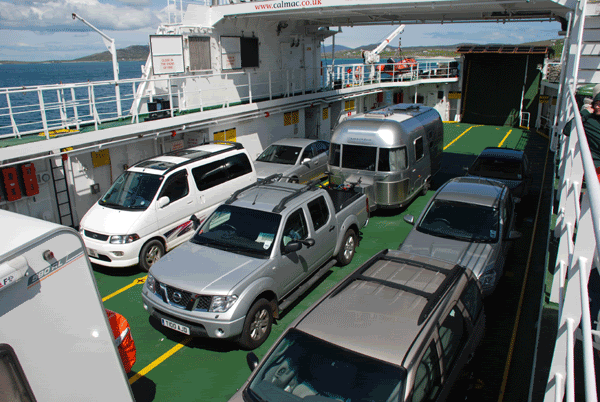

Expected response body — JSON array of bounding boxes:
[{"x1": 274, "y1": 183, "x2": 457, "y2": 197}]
[
  {"x1": 161, "y1": 318, "x2": 191, "y2": 335},
  {"x1": 87, "y1": 248, "x2": 99, "y2": 258}
]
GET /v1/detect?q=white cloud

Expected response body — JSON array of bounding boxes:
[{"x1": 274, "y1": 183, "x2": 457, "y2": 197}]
[{"x1": 0, "y1": 0, "x2": 162, "y2": 31}]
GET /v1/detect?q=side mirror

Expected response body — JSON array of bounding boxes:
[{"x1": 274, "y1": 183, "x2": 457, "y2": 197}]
[
  {"x1": 246, "y1": 352, "x2": 259, "y2": 371},
  {"x1": 404, "y1": 215, "x2": 415, "y2": 225},
  {"x1": 190, "y1": 214, "x2": 201, "y2": 230},
  {"x1": 507, "y1": 231, "x2": 522, "y2": 240},
  {"x1": 157, "y1": 196, "x2": 170, "y2": 208},
  {"x1": 301, "y1": 158, "x2": 311, "y2": 166},
  {"x1": 283, "y1": 241, "x2": 303, "y2": 254}
]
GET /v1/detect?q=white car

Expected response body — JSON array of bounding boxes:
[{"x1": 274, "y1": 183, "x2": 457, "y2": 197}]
[{"x1": 255, "y1": 138, "x2": 329, "y2": 183}]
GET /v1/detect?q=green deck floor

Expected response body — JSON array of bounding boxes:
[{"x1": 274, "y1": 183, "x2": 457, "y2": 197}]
[{"x1": 92, "y1": 123, "x2": 554, "y2": 401}]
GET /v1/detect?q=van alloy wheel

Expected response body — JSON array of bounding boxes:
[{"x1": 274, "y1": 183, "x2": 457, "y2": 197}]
[{"x1": 139, "y1": 240, "x2": 164, "y2": 271}]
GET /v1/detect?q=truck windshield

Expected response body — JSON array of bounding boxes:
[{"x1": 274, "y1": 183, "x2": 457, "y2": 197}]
[
  {"x1": 256, "y1": 145, "x2": 302, "y2": 165},
  {"x1": 98, "y1": 172, "x2": 163, "y2": 210},
  {"x1": 417, "y1": 200, "x2": 500, "y2": 243},
  {"x1": 191, "y1": 205, "x2": 282, "y2": 258},
  {"x1": 245, "y1": 329, "x2": 405, "y2": 402}
]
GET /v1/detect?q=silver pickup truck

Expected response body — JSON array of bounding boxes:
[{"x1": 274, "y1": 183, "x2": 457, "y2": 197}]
[{"x1": 141, "y1": 175, "x2": 369, "y2": 349}]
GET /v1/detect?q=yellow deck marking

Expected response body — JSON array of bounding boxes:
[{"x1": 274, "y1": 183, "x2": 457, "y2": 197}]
[
  {"x1": 129, "y1": 337, "x2": 192, "y2": 384},
  {"x1": 443, "y1": 125, "x2": 482, "y2": 150},
  {"x1": 102, "y1": 276, "x2": 147, "y2": 302},
  {"x1": 498, "y1": 145, "x2": 550, "y2": 402},
  {"x1": 498, "y1": 129, "x2": 513, "y2": 148}
]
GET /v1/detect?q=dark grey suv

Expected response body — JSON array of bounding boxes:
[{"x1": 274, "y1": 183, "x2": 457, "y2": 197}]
[{"x1": 229, "y1": 249, "x2": 485, "y2": 402}]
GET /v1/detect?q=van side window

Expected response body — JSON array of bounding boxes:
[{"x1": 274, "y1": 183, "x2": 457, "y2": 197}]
[
  {"x1": 192, "y1": 154, "x2": 252, "y2": 191},
  {"x1": 0, "y1": 344, "x2": 36, "y2": 401},
  {"x1": 329, "y1": 143, "x2": 341, "y2": 166},
  {"x1": 308, "y1": 196, "x2": 330, "y2": 231},
  {"x1": 438, "y1": 307, "x2": 466, "y2": 374},
  {"x1": 226, "y1": 154, "x2": 253, "y2": 180},
  {"x1": 461, "y1": 280, "x2": 483, "y2": 321},
  {"x1": 378, "y1": 147, "x2": 408, "y2": 171},
  {"x1": 412, "y1": 342, "x2": 442, "y2": 402},
  {"x1": 159, "y1": 171, "x2": 189, "y2": 203},
  {"x1": 414, "y1": 137, "x2": 425, "y2": 161},
  {"x1": 282, "y1": 209, "x2": 308, "y2": 247}
]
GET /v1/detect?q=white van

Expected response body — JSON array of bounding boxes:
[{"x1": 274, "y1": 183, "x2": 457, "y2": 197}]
[{"x1": 79, "y1": 142, "x2": 257, "y2": 271}]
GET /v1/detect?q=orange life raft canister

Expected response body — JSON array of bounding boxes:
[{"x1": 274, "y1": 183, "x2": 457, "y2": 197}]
[{"x1": 106, "y1": 309, "x2": 137, "y2": 373}]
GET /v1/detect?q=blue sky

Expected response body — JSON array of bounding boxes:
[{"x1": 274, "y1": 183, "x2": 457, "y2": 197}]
[{"x1": 0, "y1": 0, "x2": 563, "y2": 62}]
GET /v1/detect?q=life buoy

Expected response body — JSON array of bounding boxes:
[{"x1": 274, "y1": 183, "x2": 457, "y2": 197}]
[{"x1": 106, "y1": 309, "x2": 137, "y2": 373}]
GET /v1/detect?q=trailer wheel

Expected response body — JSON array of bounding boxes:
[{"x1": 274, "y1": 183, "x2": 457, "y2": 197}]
[
  {"x1": 139, "y1": 240, "x2": 164, "y2": 271},
  {"x1": 238, "y1": 298, "x2": 273, "y2": 350},
  {"x1": 337, "y1": 229, "x2": 357, "y2": 266}
]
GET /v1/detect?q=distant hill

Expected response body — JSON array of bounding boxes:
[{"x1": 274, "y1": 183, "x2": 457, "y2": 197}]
[
  {"x1": 0, "y1": 38, "x2": 563, "y2": 64},
  {"x1": 74, "y1": 45, "x2": 150, "y2": 62}
]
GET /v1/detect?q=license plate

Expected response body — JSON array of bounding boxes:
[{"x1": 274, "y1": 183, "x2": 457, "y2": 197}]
[
  {"x1": 87, "y1": 248, "x2": 99, "y2": 258},
  {"x1": 161, "y1": 318, "x2": 191, "y2": 335}
]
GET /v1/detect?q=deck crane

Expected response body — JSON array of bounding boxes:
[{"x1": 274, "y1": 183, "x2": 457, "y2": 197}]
[{"x1": 362, "y1": 25, "x2": 406, "y2": 64}]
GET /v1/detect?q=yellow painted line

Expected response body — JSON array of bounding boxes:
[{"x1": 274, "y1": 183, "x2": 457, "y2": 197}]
[
  {"x1": 498, "y1": 129, "x2": 513, "y2": 148},
  {"x1": 498, "y1": 144, "x2": 550, "y2": 402},
  {"x1": 102, "y1": 276, "x2": 147, "y2": 302},
  {"x1": 129, "y1": 337, "x2": 192, "y2": 384},
  {"x1": 443, "y1": 125, "x2": 483, "y2": 150}
]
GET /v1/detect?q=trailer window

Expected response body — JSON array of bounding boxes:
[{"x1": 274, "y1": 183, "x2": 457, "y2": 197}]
[
  {"x1": 329, "y1": 143, "x2": 340, "y2": 166},
  {"x1": 378, "y1": 147, "x2": 407, "y2": 171},
  {"x1": 341, "y1": 145, "x2": 377, "y2": 171},
  {"x1": 0, "y1": 344, "x2": 36, "y2": 401},
  {"x1": 415, "y1": 137, "x2": 425, "y2": 161}
]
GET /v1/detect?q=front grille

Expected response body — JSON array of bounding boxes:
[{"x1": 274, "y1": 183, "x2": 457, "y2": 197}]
[
  {"x1": 84, "y1": 230, "x2": 109, "y2": 241},
  {"x1": 155, "y1": 280, "x2": 212, "y2": 311}
]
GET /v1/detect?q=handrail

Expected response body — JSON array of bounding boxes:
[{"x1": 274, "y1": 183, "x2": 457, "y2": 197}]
[{"x1": 0, "y1": 60, "x2": 459, "y2": 141}]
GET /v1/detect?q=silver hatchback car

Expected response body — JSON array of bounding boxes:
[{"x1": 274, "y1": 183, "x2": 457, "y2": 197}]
[
  {"x1": 400, "y1": 176, "x2": 521, "y2": 296},
  {"x1": 254, "y1": 138, "x2": 329, "y2": 183}
]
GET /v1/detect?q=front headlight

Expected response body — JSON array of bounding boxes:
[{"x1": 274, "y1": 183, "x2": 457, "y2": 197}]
[
  {"x1": 146, "y1": 274, "x2": 156, "y2": 293},
  {"x1": 110, "y1": 234, "x2": 140, "y2": 244},
  {"x1": 209, "y1": 295, "x2": 238, "y2": 312}
]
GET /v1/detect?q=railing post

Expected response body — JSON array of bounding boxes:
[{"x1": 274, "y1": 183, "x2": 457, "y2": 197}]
[
  {"x1": 70, "y1": 87, "x2": 80, "y2": 131},
  {"x1": 6, "y1": 92, "x2": 20, "y2": 138},
  {"x1": 37, "y1": 89, "x2": 49, "y2": 139},
  {"x1": 248, "y1": 72, "x2": 253, "y2": 103},
  {"x1": 168, "y1": 76, "x2": 174, "y2": 117},
  {"x1": 577, "y1": 256, "x2": 599, "y2": 402}
]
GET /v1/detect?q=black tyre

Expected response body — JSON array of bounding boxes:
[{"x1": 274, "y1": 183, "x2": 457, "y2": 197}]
[
  {"x1": 139, "y1": 239, "x2": 164, "y2": 271},
  {"x1": 421, "y1": 179, "x2": 430, "y2": 196},
  {"x1": 238, "y1": 298, "x2": 273, "y2": 350},
  {"x1": 336, "y1": 229, "x2": 357, "y2": 266}
]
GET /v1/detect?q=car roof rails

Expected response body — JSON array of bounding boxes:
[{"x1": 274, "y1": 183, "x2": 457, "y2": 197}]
[
  {"x1": 224, "y1": 174, "x2": 284, "y2": 205},
  {"x1": 271, "y1": 178, "x2": 322, "y2": 213},
  {"x1": 328, "y1": 249, "x2": 463, "y2": 325},
  {"x1": 162, "y1": 141, "x2": 244, "y2": 174}
]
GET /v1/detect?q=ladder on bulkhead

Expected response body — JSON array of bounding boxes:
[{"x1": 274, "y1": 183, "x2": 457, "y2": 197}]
[{"x1": 50, "y1": 157, "x2": 75, "y2": 227}]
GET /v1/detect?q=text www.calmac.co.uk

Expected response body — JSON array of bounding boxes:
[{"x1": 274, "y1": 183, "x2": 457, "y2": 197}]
[{"x1": 254, "y1": 0, "x2": 322, "y2": 10}]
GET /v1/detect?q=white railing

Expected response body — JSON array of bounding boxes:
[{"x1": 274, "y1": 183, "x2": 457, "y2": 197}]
[
  {"x1": 0, "y1": 61, "x2": 459, "y2": 141},
  {"x1": 545, "y1": 85, "x2": 600, "y2": 402}
]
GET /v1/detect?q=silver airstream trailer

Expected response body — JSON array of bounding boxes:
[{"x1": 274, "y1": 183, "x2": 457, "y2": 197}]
[{"x1": 328, "y1": 103, "x2": 443, "y2": 210}]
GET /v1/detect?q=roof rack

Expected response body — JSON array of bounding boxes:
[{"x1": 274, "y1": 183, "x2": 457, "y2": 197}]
[
  {"x1": 271, "y1": 178, "x2": 321, "y2": 213},
  {"x1": 132, "y1": 141, "x2": 244, "y2": 174},
  {"x1": 224, "y1": 174, "x2": 283, "y2": 205},
  {"x1": 329, "y1": 249, "x2": 463, "y2": 325}
]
